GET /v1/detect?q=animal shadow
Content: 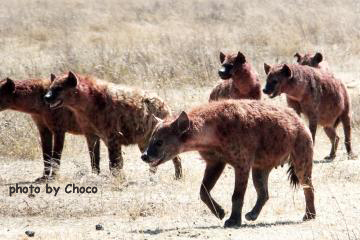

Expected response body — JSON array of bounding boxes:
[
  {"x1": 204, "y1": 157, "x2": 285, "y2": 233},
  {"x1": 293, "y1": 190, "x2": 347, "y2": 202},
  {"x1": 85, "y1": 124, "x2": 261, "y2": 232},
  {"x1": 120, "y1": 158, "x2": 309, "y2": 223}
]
[{"x1": 131, "y1": 220, "x2": 302, "y2": 235}]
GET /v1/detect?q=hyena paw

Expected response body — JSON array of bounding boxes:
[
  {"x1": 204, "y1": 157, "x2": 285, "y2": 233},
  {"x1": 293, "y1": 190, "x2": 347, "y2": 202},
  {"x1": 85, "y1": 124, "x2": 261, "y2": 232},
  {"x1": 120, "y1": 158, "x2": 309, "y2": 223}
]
[
  {"x1": 303, "y1": 212, "x2": 316, "y2": 221},
  {"x1": 34, "y1": 175, "x2": 54, "y2": 183},
  {"x1": 149, "y1": 166, "x2": 157, "y2": 174},
  {"x1": 224, "y1": 217, "x2": 241, "y2": 228},
  {"x1": 324, "y1": 154, "x2": 335, "y2": 160},
  {"x1": 245, "y1": 211, "x2": 259, "y2": 221},
  {"x1": 348, "y1": 152, "x2": 358, "y2": 160},
  {"x1": 216, "y1": 208, "x2": 225, "y2": 220},
  {"x1": 174, "y1": 169, "x2": 183, "y2": 180}
]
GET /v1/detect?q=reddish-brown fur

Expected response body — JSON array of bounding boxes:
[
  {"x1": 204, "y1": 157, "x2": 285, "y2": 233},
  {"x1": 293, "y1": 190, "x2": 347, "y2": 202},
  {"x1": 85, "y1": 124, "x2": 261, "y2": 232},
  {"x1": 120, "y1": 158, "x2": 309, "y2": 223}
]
[
  {"x1": 142, "y1": 100, "x2": 315, "y2": 227},
  {"x1": 0, "y1": 77, "x2": 100, "y2": 181},
  {"x1": 45, "y1": 72, "x2": 182, "y2": 179},
  {"x1": 263, "y1": 63, "x2": 355, "y2": 160},
  {"x1": 294, "y1": 52, "x2": 330, "y2": 72},
  {"x1": 209, "y1": 52, "x2": 261, "y2": 101}
]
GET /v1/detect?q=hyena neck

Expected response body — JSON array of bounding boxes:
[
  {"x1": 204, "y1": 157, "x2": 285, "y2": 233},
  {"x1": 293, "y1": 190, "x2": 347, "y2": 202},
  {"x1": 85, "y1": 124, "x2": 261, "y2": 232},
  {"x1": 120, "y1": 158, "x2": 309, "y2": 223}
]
[
  {"x1": 68, "y1": 82, "x2": 106, "y2": 115},
  {"x1": 10, "y1": 83, "x2": 45, "y2": 114},
  {"x1": 282, "y1": 66, "x2": 310, "y2": 101},
  {"x1": 232, "y1": 64, "x2": 257, "y2": 93},
  {"x1": 180, "y1": 118, "x2": 220, "y2": 152}
]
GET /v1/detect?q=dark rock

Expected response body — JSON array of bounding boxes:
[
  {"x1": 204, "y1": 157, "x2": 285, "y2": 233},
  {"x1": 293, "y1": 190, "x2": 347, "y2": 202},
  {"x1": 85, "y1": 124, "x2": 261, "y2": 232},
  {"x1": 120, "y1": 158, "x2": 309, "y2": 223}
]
[
  {"x1": 96, "y1": 224, "x2": 104, "y2": 230},
  {"x1": 25, "y1": 230, "x2": 35, "y2": 237}
]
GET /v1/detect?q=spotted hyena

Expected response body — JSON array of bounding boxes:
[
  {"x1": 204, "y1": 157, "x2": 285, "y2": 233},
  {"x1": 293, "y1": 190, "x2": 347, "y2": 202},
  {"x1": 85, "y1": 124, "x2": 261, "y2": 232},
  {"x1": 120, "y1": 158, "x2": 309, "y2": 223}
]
[
  {"x1": 0, "y1": 77, "x2": 100, "y2": 182},
  {"x1": 44, "y1": 72, "x2": 182, "y2": 179},
  {"x1": 209, "y1": 51, "x2": 261, "y2": 101},
  {"x1": 141, "y1": 100, "x2": 315, "y2": 228},
  {"x1": 263, "y1": 63, "x2": 355, "y2": 160},
  {"x1": 294, "y1": 52, "x2": 330, "y2": 72}
]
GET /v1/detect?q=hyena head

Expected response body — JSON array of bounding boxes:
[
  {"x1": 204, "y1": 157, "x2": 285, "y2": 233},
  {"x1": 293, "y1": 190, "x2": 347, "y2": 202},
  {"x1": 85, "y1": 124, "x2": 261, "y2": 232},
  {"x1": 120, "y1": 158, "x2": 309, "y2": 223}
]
[
  {"x1": 218, "y1": 51, "x2": 246, "y2": 80},
  {"x1": 263, "y1": 63, "x2": 293, "y2": 98},
  {"x1": 141, "y1": 111, "x2": 190, "y2": 167},
  {"x1": 294, "y1": 52, "x2": 323, "y2": 68},
  {"x1": 44, "y1": 71, "x2": 78, "y2": 109},
  {"x1": 0, "y1": 78, "x2": 15, "y2": 111}
]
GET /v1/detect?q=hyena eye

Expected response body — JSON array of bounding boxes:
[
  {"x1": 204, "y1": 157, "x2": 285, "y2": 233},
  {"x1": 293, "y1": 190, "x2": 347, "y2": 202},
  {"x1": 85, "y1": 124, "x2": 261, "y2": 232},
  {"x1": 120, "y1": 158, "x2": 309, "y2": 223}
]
[
  {"x1": 53, "y1": 86, "x2": 63, "y2": 92},
  {"x1": 155, "y1": 140, "x2": 163, "y2": 147},
  {"x1": 271, "y1": 78, "x2": 278, "y2": 83}
]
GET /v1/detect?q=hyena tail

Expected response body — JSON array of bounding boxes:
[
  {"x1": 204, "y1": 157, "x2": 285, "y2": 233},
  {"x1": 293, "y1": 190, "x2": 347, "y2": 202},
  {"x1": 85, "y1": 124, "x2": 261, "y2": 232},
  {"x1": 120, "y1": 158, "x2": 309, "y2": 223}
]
[{"x1": 287, "y1": 160, "x2": 299, "y2": 188}]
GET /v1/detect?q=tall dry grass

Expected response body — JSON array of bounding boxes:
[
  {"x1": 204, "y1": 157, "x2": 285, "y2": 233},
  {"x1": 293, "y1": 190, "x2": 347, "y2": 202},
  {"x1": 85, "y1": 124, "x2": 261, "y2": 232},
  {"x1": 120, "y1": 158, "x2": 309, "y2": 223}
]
[{"x1": 0, "y1": 0, "x2": 359, "y2": 159}]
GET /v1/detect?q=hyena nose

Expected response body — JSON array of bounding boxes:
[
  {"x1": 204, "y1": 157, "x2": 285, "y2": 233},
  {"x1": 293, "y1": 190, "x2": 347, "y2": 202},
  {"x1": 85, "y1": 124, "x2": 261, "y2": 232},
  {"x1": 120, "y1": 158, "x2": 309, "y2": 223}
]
[
  {"x1": 263, "y1": 88, "x2": 270, "y2": 94},
  {"x1": 44, "y1": 91, "x2": 54, "y2": 103},
  {"x1": 141, "y1": 153, "x2": 150, "y2": 162}
]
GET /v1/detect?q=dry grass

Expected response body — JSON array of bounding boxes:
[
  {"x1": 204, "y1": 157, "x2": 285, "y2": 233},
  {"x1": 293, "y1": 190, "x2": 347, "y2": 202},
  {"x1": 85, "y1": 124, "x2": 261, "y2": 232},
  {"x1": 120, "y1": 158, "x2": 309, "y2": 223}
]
[{"x1": 0, "y1": 0, "x2": 360, "y2": 239}]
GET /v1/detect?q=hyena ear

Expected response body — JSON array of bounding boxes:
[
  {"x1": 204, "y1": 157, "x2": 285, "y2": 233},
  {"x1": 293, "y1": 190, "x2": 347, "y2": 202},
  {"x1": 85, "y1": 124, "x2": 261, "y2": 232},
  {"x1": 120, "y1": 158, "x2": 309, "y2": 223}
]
[
  {"x1": 294, "y1": 53, "x2": 302, "y2": 63},
  {"x1": 50, "y1": 73, "x2": 56, "y2": 83},
  {"x1": 220, "y1": 52, "x2": 225, "y2": 63},
  {"x1": 264, "y1": 63, "x2": 271, "y2": 75},
  {"x1": 3, "y1": 78, "x2": 15, "y2": 93},
  {"x1": 173, "y1": 111, "x2": 190, "y2": 135},
  {"x1": 151, "y1": 114, "x2": 163, "y2": 124},
  {"x1": 67, "y1": 71, "x2": 78, "y2": 87},
  {"x1": 235, "y1": 51, "x2": 246, "y2": 65},
  {"x1": 312, "y1": 52, "x2": 323, "y2": 64},
  {"x1": 281, "y1": 64, "x2": 293, "y2": 78}
]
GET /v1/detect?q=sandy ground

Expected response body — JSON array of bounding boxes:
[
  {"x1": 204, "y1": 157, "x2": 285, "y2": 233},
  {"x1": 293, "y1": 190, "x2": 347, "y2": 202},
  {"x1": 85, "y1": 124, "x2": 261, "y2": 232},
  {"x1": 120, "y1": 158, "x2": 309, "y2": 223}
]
[{"x1": 0, "y1": 128, "x2": 359, "y2": 240}]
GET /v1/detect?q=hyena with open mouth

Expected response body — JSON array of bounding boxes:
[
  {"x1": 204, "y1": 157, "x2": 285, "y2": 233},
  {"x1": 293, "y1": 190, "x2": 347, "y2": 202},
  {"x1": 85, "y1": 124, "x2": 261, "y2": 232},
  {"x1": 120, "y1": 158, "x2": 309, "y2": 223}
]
[{"x1": 142, "y1": 100, "x2": 315, "y2": 228}]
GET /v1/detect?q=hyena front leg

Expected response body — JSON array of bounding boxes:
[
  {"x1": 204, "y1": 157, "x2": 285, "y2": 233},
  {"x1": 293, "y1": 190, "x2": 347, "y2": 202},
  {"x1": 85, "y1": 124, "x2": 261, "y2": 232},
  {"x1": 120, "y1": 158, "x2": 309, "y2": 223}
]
[
  {"x1": 171, "y1": 156, "x2": 182, "y2": 179},
  {"x1": 286, "y1": 98, "x2": 302, "y2": 116},
  {"x1": 35, "y1": 126, "x2": 53, "y2": 182},
  {"x1": 107, "y1": 136, "x2": 124, "y2": 177},
  {"x1": 224, "y1": 165, "x2": 250, "y2": 228},
  {"x1": 323, "y1": 127, "x2": 339, "y2": 160},
  {"x1": 245, "y1": 168, "x2": 271, "y2": 221},
  {"x1": 51, "y1": 131, "x2": 65, "y2": 177},
  {"x1": 199, "y1": 151, "x2": 226, "y2": 220},
  {"x1": 86, "y1": 134, "x2": 101, "y2": 174}
]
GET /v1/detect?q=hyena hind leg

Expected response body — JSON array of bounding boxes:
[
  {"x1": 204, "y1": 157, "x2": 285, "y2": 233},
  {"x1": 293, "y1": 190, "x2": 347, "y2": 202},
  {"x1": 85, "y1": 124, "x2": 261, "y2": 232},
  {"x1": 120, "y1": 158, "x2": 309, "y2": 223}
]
[
  {"x1": 341, "y1": 114, "x2": 357, "y2": 159},
  {"x1": 291, "y1": 146, "x2": 316, "y2": 221},
  {"x1": 107, "y1": 137, "x2": 124, "y2": 177},
  {"x1": 323, "y1": 127, "x2": 339, "y2": 160}
]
